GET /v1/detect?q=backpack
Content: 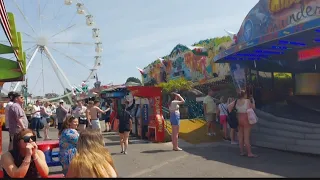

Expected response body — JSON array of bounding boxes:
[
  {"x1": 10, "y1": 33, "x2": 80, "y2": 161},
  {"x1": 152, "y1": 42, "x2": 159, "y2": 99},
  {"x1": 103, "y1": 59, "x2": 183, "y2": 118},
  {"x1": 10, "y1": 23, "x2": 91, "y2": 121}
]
[{"x1": 227, "y1": 99, "x2": 238, "y2": 129}]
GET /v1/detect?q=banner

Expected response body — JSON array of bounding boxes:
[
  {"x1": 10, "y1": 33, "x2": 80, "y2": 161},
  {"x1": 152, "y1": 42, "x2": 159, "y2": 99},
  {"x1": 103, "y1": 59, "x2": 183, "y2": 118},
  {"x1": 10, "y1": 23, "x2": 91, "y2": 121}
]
[
  {"x1": 142, "y1": 104, "x2": 148, "y2": 125},
  {"x1": 230, "y1": 63, "x2": 246, "y2": 92},
  {"x1": 152, "y1": 96, "x2": 164, "y2": 142}
]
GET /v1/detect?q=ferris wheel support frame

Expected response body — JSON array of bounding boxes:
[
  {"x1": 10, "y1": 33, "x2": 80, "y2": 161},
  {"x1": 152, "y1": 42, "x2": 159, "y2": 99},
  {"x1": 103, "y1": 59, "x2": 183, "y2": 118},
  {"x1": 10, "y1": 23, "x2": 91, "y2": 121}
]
[
  {"x1": 12, "y1": 46, "x2": 40, "y2": 91},
  {"x1": 43, "y1": 46, "x2": 73, "y2": 104}
]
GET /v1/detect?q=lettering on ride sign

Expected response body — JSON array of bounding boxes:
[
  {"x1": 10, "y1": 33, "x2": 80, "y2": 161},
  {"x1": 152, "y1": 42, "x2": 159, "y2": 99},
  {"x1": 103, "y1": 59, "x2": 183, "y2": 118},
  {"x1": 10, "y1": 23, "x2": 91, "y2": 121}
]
[
  {"x1": 269, "y1": 0, "x2": 301, "y2": 13},
  {"x1": 268, "y1": 1, "x2": 320, "y2": 33}
]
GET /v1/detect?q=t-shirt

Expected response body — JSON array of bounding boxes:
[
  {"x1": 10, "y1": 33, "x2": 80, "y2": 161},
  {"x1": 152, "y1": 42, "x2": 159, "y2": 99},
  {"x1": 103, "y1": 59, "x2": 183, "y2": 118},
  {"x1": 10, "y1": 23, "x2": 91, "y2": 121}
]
[
  {"x1": 56, "y1": 106, "x2": 67, "y2": 123},
  {"x1": 218, "y1": 103, "x2": 228, "y2": 116},
  {"x1": 8, "y1": 103, "x2": 29, "y2": 135},
  {"x1": 73, "y1": 106, "x2": 87, "y2": 119},
  {"x1": 41, "y1": 106, "x2": 52, "y2": 119},
  {"x1": 32, "y1": 105, "x2": 41, "y2": 118},
  {"x1": 169, "y1": 100, "x2": 180, "y2": 113},
  {"x1": 117, "y1": 110, "x2": 132, "y2": 126},
  {"x1": 203, "y1": 95, "x2": 216, "y2": 114},
  {"x1": 5, "y1": 101, "x2": 14, "y2": 129}
]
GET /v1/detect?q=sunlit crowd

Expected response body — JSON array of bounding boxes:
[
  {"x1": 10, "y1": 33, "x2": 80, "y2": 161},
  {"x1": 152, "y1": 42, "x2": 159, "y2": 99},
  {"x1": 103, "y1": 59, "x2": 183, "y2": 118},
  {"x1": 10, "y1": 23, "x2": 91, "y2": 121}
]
[{"x1": 1, "y1": 91, "x2": 119, "y2": 178}]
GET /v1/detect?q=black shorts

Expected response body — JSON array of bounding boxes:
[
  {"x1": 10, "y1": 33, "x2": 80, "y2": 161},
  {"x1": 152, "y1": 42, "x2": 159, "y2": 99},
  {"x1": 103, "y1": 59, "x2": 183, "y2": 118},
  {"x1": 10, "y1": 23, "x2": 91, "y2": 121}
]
[
  {"x1": 79, "y1": 118, "x2": 87, "y2": 125},
  {"x1": 105, "y1": 117, "x2": 110, "y2": 123},
  {"x1": 58, "y1": 123, "x2": 63, "y2": 130},
  {"x1": 119, "y1": 124, "x2": 130, "y2": 134}
]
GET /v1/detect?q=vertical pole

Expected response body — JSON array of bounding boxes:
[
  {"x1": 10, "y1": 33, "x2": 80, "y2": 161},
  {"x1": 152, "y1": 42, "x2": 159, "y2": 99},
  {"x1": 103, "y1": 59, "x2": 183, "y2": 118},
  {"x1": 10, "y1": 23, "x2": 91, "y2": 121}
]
[
  {"x1": 13, "y1": 46, "x2": 39, "y2": 91},
  {"x1": 43, "y1": 46, "x2": 73, "y2": 104}
]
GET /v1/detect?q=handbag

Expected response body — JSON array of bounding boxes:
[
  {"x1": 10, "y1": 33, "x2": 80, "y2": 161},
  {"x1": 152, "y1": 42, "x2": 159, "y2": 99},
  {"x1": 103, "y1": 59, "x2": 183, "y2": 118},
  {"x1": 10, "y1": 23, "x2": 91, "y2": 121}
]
[
  {"x1": 247, "y1": 108, "x2": 258, "y2": 125},
  {"x1": 79, "y1": 117, "x2": 87, "y2": 124},
  {"x1": 227, "y1": 99, "x2": 238, "y2": 129}
]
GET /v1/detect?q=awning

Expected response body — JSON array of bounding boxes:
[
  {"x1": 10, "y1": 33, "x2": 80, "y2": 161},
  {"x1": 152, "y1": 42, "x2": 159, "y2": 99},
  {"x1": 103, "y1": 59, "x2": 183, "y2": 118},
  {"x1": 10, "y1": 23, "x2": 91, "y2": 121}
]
[
  {"x1": 0, "y1": 57, "x2": 23, "y2": 81},
  {"x1": 214, "y1": 0, "x2": 320, "y2": 72},
  {"x1": 0, "y1": 0, "x2": 17, "y2": 58},
  {"x1": 0, "y1": 0, "x2": 25, "y2": 82}
]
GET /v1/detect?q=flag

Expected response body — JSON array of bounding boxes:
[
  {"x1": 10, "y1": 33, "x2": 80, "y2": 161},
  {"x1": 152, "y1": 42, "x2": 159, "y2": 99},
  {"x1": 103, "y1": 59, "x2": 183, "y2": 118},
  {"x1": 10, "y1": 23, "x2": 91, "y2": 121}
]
[
  {"x1": 189, "y1": 46, "x2": 208, "y2": 56},
  {"x1": 136, "y1": 67, "x2": 147, "y2": 78},
  {"x1": 224, "y1": 29, "x2": 237, "y2": 44}
]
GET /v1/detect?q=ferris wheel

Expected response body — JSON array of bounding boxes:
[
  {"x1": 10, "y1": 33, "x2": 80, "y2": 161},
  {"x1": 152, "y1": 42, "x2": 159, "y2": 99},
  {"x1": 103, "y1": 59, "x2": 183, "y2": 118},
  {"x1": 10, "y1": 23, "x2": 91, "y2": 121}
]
[{"x1": 3, "y1": 0, "x2": 103, "y2": 102}]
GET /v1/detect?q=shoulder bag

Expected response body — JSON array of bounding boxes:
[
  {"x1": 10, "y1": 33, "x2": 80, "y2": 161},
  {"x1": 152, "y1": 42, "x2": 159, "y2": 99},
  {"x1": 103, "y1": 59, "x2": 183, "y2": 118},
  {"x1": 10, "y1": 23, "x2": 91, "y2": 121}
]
[{"x1": 227, "y1": 99, "x2": 238, "y2": 129}]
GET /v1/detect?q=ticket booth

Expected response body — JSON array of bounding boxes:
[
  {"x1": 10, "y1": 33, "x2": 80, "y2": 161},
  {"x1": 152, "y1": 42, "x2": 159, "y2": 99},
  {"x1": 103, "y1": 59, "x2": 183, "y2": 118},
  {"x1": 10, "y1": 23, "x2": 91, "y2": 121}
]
[{"x1": 127, "y1": 86, "x2": 164, "y2": 143}]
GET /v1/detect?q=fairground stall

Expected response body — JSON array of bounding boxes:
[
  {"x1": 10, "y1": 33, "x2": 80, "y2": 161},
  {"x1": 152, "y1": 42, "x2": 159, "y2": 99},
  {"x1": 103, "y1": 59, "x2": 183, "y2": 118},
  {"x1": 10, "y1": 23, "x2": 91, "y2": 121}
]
[
  {"x1": 100, "y1": 85, "x2": 165, "y2": 143},
  {"x1": 0, "y1": 0, "x2": 26, "y2": 157},
  {"x1": 214, "y1": 0, "x2": 320, "y2": 154}
]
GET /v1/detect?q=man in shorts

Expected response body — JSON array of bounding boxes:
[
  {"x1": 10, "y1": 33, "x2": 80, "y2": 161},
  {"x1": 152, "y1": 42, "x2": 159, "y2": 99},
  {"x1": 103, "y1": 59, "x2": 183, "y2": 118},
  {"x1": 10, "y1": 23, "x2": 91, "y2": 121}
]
[{"x1": 203, "y1": 89, "x2": 217, "y2": 136}]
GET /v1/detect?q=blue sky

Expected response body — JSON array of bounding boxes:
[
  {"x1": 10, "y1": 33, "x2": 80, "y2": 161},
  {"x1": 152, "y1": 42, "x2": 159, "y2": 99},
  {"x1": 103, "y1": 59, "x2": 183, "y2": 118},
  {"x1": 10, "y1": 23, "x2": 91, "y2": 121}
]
[{"x1": 1, "y1": 0, "x2": 258, "y2": 96}]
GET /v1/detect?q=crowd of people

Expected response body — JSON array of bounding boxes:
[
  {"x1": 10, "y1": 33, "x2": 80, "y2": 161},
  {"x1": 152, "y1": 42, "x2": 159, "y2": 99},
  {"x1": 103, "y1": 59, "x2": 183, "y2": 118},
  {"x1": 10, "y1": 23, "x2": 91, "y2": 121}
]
[
  {"x1": 168, "y1": 89, "x2": 258, "y2": 158},
  {"x1": 1, "y1": 87, "x2": 258, "y2": 178},
  {"x1": 1, "y1": 91, "x2": 122, "y2": 178}
]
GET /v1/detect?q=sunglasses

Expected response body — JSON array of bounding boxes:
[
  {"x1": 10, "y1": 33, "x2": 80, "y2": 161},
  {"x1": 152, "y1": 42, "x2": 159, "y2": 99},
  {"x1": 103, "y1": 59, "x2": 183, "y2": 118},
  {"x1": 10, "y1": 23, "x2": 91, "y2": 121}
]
[{"x1": 21, "y1": 135, "x2": 37, "y2": 143}]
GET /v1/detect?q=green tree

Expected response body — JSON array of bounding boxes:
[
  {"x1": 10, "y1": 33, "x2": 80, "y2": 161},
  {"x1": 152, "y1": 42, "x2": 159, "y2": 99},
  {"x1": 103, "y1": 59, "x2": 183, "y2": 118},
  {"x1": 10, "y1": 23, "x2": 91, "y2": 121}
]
[
  {"x1": 157, "y1": 77, "x2": 192, "y2": 94},
  {"x1": 125, "y1": 77, "x2": 142, "y2": 84}
]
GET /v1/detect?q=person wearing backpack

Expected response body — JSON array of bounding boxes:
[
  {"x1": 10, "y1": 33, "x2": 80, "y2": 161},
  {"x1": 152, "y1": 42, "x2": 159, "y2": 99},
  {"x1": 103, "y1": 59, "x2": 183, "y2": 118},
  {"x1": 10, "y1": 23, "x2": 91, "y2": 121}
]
[{"x1": 228, "y1": 90, "x2": 257, "y2": 158}]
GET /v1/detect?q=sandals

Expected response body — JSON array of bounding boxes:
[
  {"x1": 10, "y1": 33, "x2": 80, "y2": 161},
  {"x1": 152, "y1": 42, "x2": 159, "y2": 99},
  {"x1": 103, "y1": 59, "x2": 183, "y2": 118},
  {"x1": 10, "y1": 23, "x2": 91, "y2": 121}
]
[
  {"x1": 173, "y1": 148, "x2": 183, "y2": 151},
  {"x1": 247, "y1": 154, "x2": 258, "y2": 158}
]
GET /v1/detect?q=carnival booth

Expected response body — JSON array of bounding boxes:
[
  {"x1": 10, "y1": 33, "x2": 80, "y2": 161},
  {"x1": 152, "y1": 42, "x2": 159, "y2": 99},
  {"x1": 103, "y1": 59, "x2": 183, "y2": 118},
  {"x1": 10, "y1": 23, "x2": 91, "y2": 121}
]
[{"x1": 100, "y1": 86, "x2": 165, "y2": 143}]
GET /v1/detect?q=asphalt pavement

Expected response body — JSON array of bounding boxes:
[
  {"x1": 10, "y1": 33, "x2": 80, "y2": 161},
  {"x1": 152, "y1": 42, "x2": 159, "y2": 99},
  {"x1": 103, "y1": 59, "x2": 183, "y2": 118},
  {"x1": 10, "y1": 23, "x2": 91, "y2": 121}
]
[{"x1": 2, "y1": 128, "x2": 320, "y2": 178}]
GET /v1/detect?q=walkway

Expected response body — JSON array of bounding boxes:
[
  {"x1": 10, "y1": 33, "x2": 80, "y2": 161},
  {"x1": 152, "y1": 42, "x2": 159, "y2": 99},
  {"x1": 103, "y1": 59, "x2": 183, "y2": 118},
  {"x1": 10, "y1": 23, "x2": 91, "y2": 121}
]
[{"x1": 2, "y1": 128, "x2": 320, "y2": 177}]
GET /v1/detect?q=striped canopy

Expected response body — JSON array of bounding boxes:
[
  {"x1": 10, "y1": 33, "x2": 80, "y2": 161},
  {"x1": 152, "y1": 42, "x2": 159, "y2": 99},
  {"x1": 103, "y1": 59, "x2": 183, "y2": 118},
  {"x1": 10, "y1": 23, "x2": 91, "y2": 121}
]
[{"x1": 0, "y1": 0, "x2": 16, "y2": 56}]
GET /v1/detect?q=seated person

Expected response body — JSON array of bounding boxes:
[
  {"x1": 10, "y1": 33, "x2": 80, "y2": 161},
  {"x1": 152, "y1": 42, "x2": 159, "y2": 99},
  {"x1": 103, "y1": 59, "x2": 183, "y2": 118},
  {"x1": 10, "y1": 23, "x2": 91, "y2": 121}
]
[
  {"x1": 66, "y1": 129, "x2": 117, "y2": 178},
  {"x1": 58, "y1": 115, "x2": 79, "y2": 176},
  {"x1": 1, "y1": 129, "x2": 49, "y2": 178}
]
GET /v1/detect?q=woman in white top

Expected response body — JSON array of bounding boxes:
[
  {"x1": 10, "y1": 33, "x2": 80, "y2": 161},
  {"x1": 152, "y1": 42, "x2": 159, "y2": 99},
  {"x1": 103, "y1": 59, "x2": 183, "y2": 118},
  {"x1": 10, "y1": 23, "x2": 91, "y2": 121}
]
[
  {"x1": 73, "y1": 101, "x2": 88, "y2": 132},
  {"x1": 217, "y1": 96, "x2": 228, "y2": 140},
  {"x1": 41, "y1": 102, "x2": 53, "y2": 140},
  {"x1": 228, "y1": 90, "x2": 257, "y2": 158},
  {"x1": 169, "y1": 92, "x2": 185, "y2": 151}
]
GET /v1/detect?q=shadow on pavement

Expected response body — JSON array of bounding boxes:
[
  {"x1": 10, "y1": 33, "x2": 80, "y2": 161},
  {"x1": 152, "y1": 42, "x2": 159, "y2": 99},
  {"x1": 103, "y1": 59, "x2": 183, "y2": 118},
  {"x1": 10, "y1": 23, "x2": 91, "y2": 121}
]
[
  {"x1": 140, "y1": 149, "x2": 173, "y2": 154},
  {"x1": 182, "y1": 144, "x2": 320, "y2": 178}
]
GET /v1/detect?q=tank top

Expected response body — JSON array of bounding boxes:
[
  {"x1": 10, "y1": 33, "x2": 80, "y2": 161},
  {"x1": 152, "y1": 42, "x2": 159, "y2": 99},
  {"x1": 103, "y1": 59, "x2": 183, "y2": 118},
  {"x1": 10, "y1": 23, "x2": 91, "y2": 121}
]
[
  {"x1": 3, "y1": 150, "x2": 40, "y2": 178},
  {"x1": 236, "y1": 100, "x2": 248, "y2": 113}
]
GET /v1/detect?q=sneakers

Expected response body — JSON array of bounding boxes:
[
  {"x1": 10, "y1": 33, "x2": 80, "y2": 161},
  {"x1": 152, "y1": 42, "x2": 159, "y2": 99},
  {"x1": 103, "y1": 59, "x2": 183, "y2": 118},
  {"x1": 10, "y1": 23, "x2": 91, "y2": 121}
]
[
  {"x1": 121, "y1": 151, "x2": 128, "y2": 154},
  {"x1": 223, "y1": 137, "x2": 230, "y2": 141},
  {"x1": 207, "y1": 132, "x2": 216, "y2": 136}
]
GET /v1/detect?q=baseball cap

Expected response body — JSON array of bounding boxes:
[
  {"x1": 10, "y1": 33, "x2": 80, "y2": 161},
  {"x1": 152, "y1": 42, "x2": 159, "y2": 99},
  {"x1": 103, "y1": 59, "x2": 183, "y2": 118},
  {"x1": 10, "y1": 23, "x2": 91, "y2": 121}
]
[{"x1": 59, "y1": 99, "x2": 64, "y2": 103}]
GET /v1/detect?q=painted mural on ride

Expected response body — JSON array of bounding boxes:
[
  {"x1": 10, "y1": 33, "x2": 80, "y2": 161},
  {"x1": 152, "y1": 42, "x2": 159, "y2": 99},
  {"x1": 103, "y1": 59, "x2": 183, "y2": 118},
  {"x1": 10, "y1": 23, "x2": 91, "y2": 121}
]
[
  {"x1": 142, "y1": 37, "x2": 232, "y2": 85},
  {"x1": 237, "y1": 0, "x2": 320, "y2": 45}
]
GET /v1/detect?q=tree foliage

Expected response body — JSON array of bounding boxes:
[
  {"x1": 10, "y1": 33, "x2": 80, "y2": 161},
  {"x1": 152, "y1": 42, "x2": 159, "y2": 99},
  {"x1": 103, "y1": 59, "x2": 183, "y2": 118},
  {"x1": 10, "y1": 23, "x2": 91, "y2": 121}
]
[
  {"x1": 125, "y1": 77, "x2": 142, "y2": 84},
  {"x1": 144, "y1": 78, "x2": 157, "y2": 86},
  {"x1": 157, "y1": 77, "x2": 192, "y2": 94},
  {"x1": 192, "y1": 36, "x2": 231, "y2": 48}
]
